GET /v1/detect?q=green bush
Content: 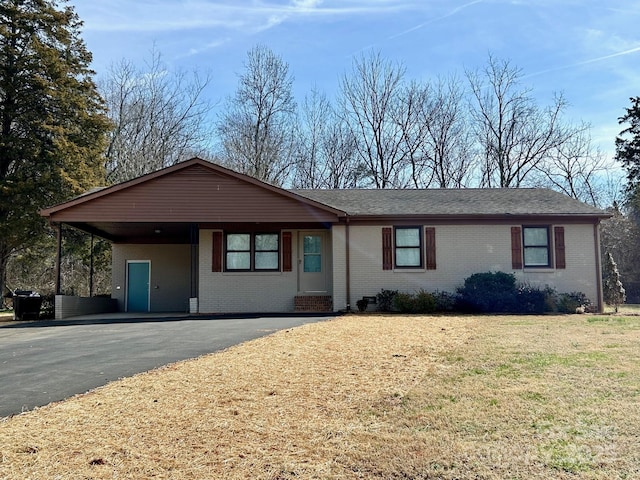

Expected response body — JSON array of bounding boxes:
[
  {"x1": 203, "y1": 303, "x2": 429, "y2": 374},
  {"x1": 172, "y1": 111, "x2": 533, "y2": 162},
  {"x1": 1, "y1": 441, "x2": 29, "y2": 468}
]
[
  {"x1": 377, "y1": 277, "x2": 589, "y2": 315},
  {"x1": 356, "y1": 298, "x2": 369, "y2": 312},
  {"x1": 391, "y1": 289, "x2": 437, "y2": 314},
  {"x1": 516, "y1": 284, "x2": 547, "y2": 314},
  {"x1": 376, "y1": 289, "x2": 398, "y2": 312},
  {"x1": 456, "y1": 272, "x2": 551, "y2": 314},
  {"x1": 556, "y1": 292, "x2": 591, "y2": 313},
  {"x1": 433, "y1": 291, "x2": 456, "y2": 312},
  {"x1": 393, "y1": 292, "x2": 416, "y2": 313},
  {"x1": 414, "y1": 289, "x2": 436, "y2": 313},
  {"x1": 456, "y1": 272, "x2": 518, "y2": 313}
]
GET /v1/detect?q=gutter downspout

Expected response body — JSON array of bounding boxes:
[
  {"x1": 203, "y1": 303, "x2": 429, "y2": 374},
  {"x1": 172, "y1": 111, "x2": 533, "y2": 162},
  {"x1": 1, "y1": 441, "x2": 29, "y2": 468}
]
[
  {"x1": 594, "y1": 221, "x2": 604, "y2": 313},
  {"x1": 345, "y1": 216, "x2": 351, "y2": 312}
]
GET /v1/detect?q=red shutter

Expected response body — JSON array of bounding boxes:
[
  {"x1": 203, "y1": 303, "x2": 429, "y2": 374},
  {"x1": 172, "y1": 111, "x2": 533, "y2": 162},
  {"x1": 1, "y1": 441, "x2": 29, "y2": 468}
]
[
  {"x1": 382, "y1": 227, "x2": 393, "y2": 270},
  {"x1": 511, "y1": 227, "x2": 523, "y2": 269},
  {"x1": 212, "y1": 231, "x2": 223, "y2": 272},
  {"x1": 425, "y1": 227, "x2": 436, "y2": 270},
  {"x1": 282, "y1": 232, "x2": 292, "y2": 272},
  {"x1": 554, "y1": 226, "x2": 566, "y2": 269}
]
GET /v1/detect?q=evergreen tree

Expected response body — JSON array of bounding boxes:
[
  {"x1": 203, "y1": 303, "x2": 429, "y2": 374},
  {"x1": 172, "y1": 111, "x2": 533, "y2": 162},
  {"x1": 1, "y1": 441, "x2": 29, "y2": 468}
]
[
  {"x1": 615, "y1": 97, "x2": 640, "y2": 215},
  {"x1": 603, "y1": 252, "x2": 626, "y2": 313},
  {"x1": 0, "y1": 0, "x2": 111, "y2": 298}
]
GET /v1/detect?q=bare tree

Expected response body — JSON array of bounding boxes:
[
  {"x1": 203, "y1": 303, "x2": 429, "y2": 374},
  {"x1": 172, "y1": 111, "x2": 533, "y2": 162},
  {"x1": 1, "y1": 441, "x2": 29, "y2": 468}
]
[
  {"x1": 293, "y1": 88, "x2": 361, "y2": 188},
  {"x1": 395, "y1": 80, "x2": 432, "y2": 188},
  {"x1": 467, "y1": 55, "x2": 572, "y2": 188},
  {"x1": 101, "y1": 50, "x2": 213, "y2": 184},
  {"x1": 338, "y1": 52, "x2": 410, "y2": 188},
  {"x1": 533, "y1": 127, "x2": 608, "y2": 205},
  {"x1": 217, "y1": 45, "x2": 297, "y2": 186},
  {"x1": 421, "y1": 76, "x2": 475, "y2": 188}
]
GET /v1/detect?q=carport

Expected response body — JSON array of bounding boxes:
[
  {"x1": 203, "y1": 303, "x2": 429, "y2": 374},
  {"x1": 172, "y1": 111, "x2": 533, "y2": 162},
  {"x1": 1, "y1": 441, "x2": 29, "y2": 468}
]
[{"x1": 40, "y1": 158, "x2": 343, "y2": 318}]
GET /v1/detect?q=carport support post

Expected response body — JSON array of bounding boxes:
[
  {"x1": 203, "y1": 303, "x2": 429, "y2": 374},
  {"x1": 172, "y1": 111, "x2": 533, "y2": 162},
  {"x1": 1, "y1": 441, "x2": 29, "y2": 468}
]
[
  {"x1": 189, "y1": 223, "x2": 198, "y2": 313},
  {"x1": 89, "y1": 234, "x2": 94, "y2": 297},
  {"x1": 55, "y1": 224, "x2": 63, "y2": 295}
]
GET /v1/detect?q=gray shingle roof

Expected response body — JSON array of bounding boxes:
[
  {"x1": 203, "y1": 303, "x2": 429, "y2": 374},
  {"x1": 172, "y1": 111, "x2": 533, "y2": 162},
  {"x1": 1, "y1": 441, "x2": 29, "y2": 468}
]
[{"x1": 292, "y1": 188, "x2": 608, "y2": 217}]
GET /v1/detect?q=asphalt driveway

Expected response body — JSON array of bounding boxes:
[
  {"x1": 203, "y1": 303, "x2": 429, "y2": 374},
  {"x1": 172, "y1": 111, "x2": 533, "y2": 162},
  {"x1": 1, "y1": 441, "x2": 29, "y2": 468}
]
[{"x1": 0, "y1": 314, "x2": 333, "y2": 418}]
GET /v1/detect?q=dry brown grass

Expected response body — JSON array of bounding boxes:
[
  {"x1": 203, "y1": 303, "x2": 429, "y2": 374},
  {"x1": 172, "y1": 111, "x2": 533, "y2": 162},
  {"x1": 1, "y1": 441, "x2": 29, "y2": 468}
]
[{"x1": 1, "y1": 313, "x2": 639, "y2": 479}]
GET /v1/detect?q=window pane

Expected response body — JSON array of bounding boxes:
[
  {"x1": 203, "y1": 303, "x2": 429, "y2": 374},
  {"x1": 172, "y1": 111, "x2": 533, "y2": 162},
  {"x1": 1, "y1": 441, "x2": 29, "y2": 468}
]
[
  {"x1": 255, "y1": 234, "x2": 278, "y2": 251},
  {"x1": 396, "y1": 248, "x2": 421, "y2": 267},
  {"x1": 304, "y1": 255, "x2": 322, "y2": 273},
  {"x1": 396, "y1": 228, "x2": 420, "y2": 247},
  {"x1": 524, "y1": 228, "x2": 548, "y2": 247},
  {"x1": 255, "y1": 252, "x2": 278, "y2": 270},
  {"x1": 227, "y1": 234, "x2": 250, "y2": 251},
  {"x1": 227, "y1": 252, "x2": 250, "y2": 270},
  {"x1": 303, "y1": 235, "x2": 321, "y2": 254},
  {"x1": 524, "y1": 247, "x2": 549, "y2": 266}
]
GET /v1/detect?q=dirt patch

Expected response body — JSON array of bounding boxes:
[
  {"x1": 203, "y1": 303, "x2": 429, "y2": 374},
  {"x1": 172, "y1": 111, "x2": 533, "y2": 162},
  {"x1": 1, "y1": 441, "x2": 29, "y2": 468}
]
[{"x1": 1, "y1": 314, "x2": 638, "y2": 479}]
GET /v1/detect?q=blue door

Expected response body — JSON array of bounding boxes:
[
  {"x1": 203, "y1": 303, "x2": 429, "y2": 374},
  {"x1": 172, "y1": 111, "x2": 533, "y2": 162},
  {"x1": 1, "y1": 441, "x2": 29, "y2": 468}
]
[{"x1": 127, "y1": 261, "x2": 150, "y2": 312}]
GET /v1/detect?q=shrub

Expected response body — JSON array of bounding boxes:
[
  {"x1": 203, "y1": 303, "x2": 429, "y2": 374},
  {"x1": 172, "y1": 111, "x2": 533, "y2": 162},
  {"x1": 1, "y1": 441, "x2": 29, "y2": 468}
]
[
  {"x1": 355, "y1": 298, "x2": 369, "y2": 312},
  {"x1": 456, "y1": 272, "x2": 552, "y2": 314},
  {"x1": 433, "y1": 291, "x2": 456, "y2": 312},
  {"x1": 543, "y1": 287, "x2": 558, "y2": 313},
  {"x1": 516, "y1": 284, "x2": 547, "y2": 314},
  {"x1": 392, "y1": 289, "x2": 437, "y2": 314},
  {"x1": 376, "y1": 289, "x2": 398, "y2": 312},
  {"x1": 556, "y1": 292, "x2": 591, "y2": 314},
  {"x1": 456, "y1": 272, "x2": 518, "y2": 313},
  {"x1": 393, "y1": 292, "x2": 416, "y2": 313},
  {"x1": 414, "y1": 289, "x2": 436, "y2": 313}
]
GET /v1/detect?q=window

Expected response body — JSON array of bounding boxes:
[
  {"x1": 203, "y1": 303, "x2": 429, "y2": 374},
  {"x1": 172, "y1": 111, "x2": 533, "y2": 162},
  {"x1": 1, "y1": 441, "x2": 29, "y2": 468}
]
[
  {"x1": 523, "y1": 226, "x2": 550, "y2": 267},
  {"x1": 226, "y1": 234, "x2": 251, "y2": 270},
  {"x1": 225, "y1": 233, "x2": 279, "y2": 271},
  {"x1": 254, "y1": 234, "x2": 279, "y2": 270},
  {"x1": 395, "y1": 227, "x2": 422, "y2": 268},
  {"x1": 303, "y1": 235, "x2": 322, "y2": 272}
]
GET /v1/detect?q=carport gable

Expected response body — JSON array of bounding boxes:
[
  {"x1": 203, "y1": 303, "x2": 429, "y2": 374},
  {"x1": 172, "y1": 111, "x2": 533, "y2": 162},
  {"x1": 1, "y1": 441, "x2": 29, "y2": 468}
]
[{"x1": 41, "y1": 158, "x2": 345, "y2": 242}]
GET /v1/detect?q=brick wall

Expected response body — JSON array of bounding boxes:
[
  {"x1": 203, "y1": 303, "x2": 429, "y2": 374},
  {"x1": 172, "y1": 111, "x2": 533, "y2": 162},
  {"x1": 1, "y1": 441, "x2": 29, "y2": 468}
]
[
  {"x1": 294, "y1": 295, "x2": 333, "y2": 312},
  {"x1": 336, "y1": 223, "x2": 601, "y2": 309},
  {"x1": 198, "y1": 229, "x2": 299, "y2": 313}
]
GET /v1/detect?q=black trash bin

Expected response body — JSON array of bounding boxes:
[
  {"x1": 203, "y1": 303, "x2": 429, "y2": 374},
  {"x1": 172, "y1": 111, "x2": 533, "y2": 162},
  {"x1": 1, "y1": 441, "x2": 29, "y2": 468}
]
[{"x1": 13, "y1": 291, "x2": 43, "y2": 321}]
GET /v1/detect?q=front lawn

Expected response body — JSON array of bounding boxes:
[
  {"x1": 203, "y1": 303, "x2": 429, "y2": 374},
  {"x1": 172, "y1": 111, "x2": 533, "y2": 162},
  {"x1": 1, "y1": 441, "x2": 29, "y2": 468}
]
[{"x1": 1, "y1": 314, "x2": 638, "y2": 479}]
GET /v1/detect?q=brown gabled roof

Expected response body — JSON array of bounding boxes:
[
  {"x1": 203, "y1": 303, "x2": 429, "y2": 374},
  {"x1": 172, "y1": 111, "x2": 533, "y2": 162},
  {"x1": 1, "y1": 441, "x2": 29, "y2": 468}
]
[
  {"x1": 41, "y1": 157, "x2": 345, "y2": 219},
  {"x1": 40, "y1": 158, "x2": 345, "y2": 242}
]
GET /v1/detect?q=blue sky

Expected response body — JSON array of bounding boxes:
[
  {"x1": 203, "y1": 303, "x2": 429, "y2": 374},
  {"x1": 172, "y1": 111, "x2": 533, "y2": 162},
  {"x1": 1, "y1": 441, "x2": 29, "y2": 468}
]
[{"x1": 70, "y1": 0, "x2": 640, "y2": 160}]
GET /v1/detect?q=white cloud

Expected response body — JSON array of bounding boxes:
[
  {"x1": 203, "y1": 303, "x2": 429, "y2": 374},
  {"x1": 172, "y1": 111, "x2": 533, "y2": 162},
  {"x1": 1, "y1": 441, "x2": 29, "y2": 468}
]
[
  {"x1": 184, "y1": 38, "x2": 231, "y2": 57},
  {"x1": 73, "y1": 0, "x2": 421, "y2": 34},
  {"x1": 389, "y1": 0, "x2": 483, "y2": 40}
]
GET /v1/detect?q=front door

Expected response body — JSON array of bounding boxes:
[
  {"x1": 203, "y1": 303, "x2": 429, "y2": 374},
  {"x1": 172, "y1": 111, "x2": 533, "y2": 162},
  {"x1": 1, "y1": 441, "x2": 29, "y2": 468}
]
[
  {"x1": 126, "y1": 261, "x2": 150, "y2": 312},
  {"x1": 299, "y1": 232, "x2": 328, "y2": 293}
]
